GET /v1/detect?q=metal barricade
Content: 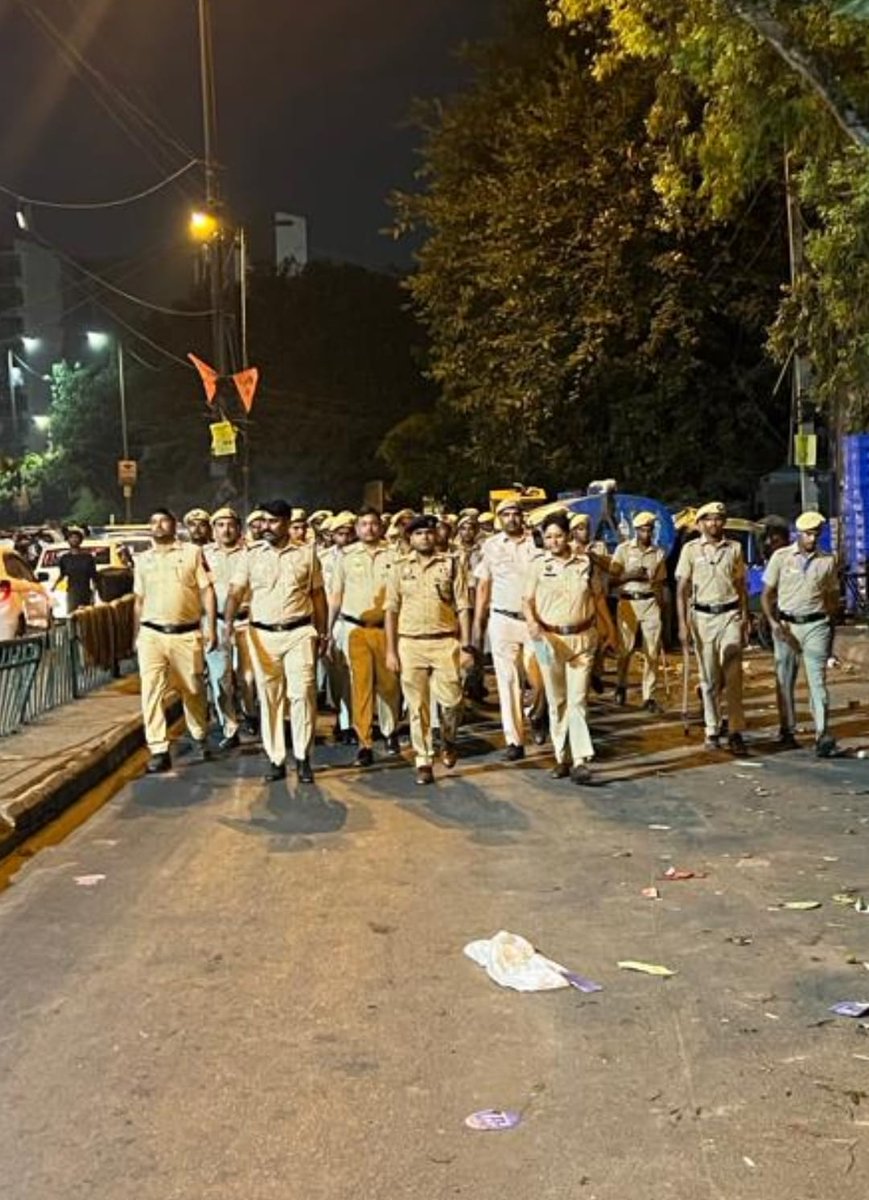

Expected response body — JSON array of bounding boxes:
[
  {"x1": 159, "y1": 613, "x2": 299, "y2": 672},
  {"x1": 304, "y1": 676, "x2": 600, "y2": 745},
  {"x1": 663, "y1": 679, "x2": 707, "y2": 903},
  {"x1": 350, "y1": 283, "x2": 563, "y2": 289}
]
[{"x1": 0, "y1": 595, "x2": 136, "y2": 736}]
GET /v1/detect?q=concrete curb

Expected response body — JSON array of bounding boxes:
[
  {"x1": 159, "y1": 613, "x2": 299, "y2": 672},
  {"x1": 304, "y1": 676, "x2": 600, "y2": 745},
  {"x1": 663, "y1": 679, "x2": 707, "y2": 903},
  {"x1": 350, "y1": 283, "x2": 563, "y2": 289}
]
[{"x1": 0, "y1": 698, "x2": 182, "y2": 861}]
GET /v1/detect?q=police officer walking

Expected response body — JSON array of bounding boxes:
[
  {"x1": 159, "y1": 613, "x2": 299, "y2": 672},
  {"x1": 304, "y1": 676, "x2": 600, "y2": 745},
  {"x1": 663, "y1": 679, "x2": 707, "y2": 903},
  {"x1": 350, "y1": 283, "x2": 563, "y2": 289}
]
[
  {"x1": 202, "y1": 506, "x2": 252, "y2": 751},
  {"x1": 611, "y1": 511, "x2": 667, "y2": 711},
  {"x1": 133, "y1": 508, "x2": 216, "y2": 774},
  {"x1": 385, "y1": 514, "x2": 473, "y2": 785},
  {"x1": 676, "y1": 501, "x2": 749, "y2": 753},
  {"x1": 224, "y1": 500, "x2": 326, "y2": 784},
  {"x1": 761, "y1": 511, "x2": 839, "y2": 756},
  {"x1": 327, "y1": 506, "x2": 401, "y2": 766}
]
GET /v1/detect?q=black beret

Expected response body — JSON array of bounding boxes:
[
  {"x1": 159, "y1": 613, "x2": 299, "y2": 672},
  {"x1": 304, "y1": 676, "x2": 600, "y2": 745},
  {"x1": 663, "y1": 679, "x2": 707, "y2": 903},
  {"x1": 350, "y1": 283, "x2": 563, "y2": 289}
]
[
  {"x1": 406, "y1": 513, "x2": 437, "y2": 534},
  {"x1": 260, "y1": 499, "x2": 293, "y2": 519}
]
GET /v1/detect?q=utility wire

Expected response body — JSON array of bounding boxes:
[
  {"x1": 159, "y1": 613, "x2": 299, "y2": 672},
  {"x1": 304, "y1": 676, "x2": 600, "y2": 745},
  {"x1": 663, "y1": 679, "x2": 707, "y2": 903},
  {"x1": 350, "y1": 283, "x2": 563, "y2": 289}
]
[{"x1": 0, "y1": 159, "x2": 200, "y2": 211}]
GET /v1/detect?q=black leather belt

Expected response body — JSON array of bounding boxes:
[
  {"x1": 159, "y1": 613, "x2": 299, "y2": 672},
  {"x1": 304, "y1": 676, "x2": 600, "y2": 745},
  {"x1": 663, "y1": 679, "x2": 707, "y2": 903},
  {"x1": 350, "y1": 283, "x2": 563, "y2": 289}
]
[
  {"x1": 493, "y1": 607, "x2": 525, "y2": 621},
  {"x1": 399, "y1": 631, "x2": 457, "y2": 640},
  {"x1": 621, "y1": 592, "x2": 656, "y2": 602},
  {"x1": 779, "y1": 610, "x2": 829, "y2": 625},
  {"x1": 340, "y1": 612, "x2": 384, "y2": 629},
  {"x1": 251, "y1": 617, "x2": 313, "y2": 633},
  {"x1": 141, "y1": 620, "x2": 201, "y2": 635},
  {"x1": 217, "y1": 611, "x2": 248, "y2": 621},
  {"x1": 693, "y1": 600, "x2": 740, "y2": 615},
  {"x1": 541, "y1": 617, "x2": 595, "y2": 636}
]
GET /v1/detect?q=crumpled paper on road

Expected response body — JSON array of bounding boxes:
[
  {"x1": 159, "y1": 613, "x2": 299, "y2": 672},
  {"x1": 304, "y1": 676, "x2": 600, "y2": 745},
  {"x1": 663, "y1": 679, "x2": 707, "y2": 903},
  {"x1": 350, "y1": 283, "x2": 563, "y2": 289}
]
[{"x1": 464, "y1": 930, "x2": 570, "y2": 991}]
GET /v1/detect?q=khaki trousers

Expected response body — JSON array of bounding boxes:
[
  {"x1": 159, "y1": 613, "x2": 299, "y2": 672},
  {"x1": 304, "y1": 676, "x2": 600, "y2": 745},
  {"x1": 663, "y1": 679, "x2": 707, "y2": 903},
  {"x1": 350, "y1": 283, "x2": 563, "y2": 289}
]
[
  {"x1": 248, "y1": 624, "x2": 317, "y2": 765},
  {"x1": 773, "y1": 617, "x2": 832, "y2": 738},
  {"x1": 328, "y1": 618, "x2": 352, "y2": 731},
  {"x1": 399, "y1": 636, "x2": 463, "y2": 767},
  {"x1": 691, "y1": 610, "x2": 745, "y2": 736},
  {"x1": 535, "y1": 629, "x2": 596, "y2": 764},
  {"x1": 345, "y1": 624, "x2": 400, "y2": 748},
  {"x1": 138, "y1": 626, "x2": 208, "y2": 754},
  {"x1": 489, "y1": 611, "x2": 543, "y2": 746},
  {"x1": 616, "y1": 598, "x2": 662, "y2": 701}
]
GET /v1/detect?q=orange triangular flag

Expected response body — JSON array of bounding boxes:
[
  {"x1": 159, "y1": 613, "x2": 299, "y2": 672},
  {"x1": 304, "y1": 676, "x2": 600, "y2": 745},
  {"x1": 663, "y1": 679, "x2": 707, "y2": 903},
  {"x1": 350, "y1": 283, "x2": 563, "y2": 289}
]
[
  {"x1": 188, "y1": 353, "x2": 220, "y2": 405},
  {"x1": 233, "y1": 367, "x2": 259, "y2": 413}
]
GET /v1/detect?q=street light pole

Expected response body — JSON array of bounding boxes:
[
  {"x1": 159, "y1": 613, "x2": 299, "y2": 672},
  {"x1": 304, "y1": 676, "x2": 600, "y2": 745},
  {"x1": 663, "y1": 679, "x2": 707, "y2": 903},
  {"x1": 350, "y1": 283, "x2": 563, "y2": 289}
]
[
  {"x1": 5, "y1": 348, "x2": 18, "y2": 455},
  {"x1": 197, "y1": 0, "x2": 226, "y2": 374}
]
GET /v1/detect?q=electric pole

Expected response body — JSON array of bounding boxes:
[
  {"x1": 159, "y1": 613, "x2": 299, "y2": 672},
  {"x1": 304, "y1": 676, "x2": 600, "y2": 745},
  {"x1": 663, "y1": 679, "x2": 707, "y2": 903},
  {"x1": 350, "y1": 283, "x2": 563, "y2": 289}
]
[{"x1": 198, "y1": 0, "x2": 226, "y2": 375}]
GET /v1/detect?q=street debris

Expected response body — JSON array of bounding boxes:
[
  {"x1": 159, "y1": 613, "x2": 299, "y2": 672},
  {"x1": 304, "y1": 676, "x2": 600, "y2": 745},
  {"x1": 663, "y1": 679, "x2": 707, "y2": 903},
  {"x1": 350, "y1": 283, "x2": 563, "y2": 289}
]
[
  {"x1": 735, "y1": 761, "x2": 764, "y2": 769},
  {"x1": 661, "y1": 866, "x2": 706, "y2": 881},
  {"x1": 830, "y1": 1001, "x2": 869, "y2": 1019},
  {"x1": 618, "y1": 960, "x2": 676, "y2": 977},
  {"x1": 73, "y1": 874, "x2": 106, "y2": 887},
  {"x1": 561, "y1": 971, "x2": 604, "y2": 994},
  {"x1": 768, "y1": 901, "x2": 822, "y2": 911},
  {"x1": 833, "y1": 892, "x2": 860, "y2": 906},
  {"x1": 856, "y1": 898, "x2": 869, "y2": 914},
  {"x1": 465, "y1": 1109, "x2": 522, "y2": 1131},
  {"x1": 648, "y1": 823, "x2": 671, "y2": 831},
  {"x1": 464, "y1": 930, "x2": 573, "y2": 992},
  {"x1": 725, "y1": 935, "x2": 753, "y2": 946},
  {"x1": 743, "y1": 1156, "x2": 757, "y2": 1169},
  {"x1": 641, "y1": 886, "x2": 661, "y2": 900}
]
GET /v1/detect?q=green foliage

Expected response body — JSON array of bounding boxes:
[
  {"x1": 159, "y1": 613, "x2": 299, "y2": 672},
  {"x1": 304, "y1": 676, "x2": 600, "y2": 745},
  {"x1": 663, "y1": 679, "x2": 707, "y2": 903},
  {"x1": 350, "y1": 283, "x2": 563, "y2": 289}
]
[{"x1": 389, "y1": 0, "x2": 790, "y2": 502}]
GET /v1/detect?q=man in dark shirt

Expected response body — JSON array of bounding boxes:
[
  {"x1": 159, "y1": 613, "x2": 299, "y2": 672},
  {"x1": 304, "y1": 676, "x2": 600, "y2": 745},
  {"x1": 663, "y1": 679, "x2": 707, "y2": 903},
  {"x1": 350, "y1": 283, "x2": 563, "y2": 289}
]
[{"x1": 58, "y1": 527, "x2": 98, "y2": 613}]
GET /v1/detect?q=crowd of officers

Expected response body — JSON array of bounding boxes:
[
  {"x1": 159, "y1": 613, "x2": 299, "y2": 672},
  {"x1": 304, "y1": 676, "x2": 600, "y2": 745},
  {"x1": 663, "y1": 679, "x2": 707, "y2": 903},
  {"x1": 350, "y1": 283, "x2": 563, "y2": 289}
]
[{"x1": 131, "y1": 496, "x2": 840, "y2": 786}]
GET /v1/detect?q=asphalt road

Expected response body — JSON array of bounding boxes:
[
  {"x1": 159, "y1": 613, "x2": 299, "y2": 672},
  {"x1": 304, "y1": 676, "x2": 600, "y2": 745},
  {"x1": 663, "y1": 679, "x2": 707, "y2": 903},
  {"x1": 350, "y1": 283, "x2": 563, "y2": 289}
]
[{"x1": 2, "y1": 652, "x2": 869, "y2": 1200}]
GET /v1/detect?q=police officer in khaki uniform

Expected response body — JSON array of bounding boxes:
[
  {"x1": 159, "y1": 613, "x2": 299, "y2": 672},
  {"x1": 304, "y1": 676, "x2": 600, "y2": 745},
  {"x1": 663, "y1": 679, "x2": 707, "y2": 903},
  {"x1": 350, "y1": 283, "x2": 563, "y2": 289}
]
[
  {"x1": 246, "y1": 509, "x2": 268, "y2": 547},
  {"x1": 202, "y1": 506, "x2": 255, "y2": 750},
  {"x1": 523, "y1": 513, "x2": 599, "y2": 785},
  {"x1": 327, "y1": 506, "x2": 401, "y2": 766},
  {"x1": 320, "y1": 511, "x2": 356, "y2": 744},
  {"x1": 385, "y1": 514, "x2": 473, "y2": 785},
  {"x1": 133, "y1": 507, "x2": 216, "y2": 773},
  {"x1": 571, "y1": 511, "x2": 617, "y2": 691},
  {"x1": 676, "y1": 501, "x2": 749, "y2": 753},
  {"x1": 611, "y1": 511, "x2": 668, "y2": 711},
  {"x1": 225, "y1": 499, "x2": 326, "y2": 783},
  {"x1": 761, "y1": 511, "x2": 839, "y2": 755},
  {"x1": 184, "y1": 507, "x2": 212, "y2": 547}
]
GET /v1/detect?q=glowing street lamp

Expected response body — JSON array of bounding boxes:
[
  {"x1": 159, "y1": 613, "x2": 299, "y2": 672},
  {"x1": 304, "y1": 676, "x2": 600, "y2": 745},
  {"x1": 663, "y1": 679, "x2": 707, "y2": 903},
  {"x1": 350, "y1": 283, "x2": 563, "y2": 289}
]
[
  {"x1": 86, "y1": 330, "x2": 110, "y2": 352},
  {"x1": 86, "y1": 331, "x2": 133, "y2": 521},
  {"x1": 189, "y1": 209, "x2": 219, "y2": 241},
  {"x1": 21, "y1": 335, "x2": 41, "y2": 353}
]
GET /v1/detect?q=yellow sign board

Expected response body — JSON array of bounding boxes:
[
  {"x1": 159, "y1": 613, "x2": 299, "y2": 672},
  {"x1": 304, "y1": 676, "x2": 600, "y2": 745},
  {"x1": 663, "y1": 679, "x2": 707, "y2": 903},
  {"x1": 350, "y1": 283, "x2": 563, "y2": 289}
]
[
  {"x1": 794, "y1": 433, "x2": 817, "y2": 468},
  {"x1": 117, "y1": 458, "x2": 138, "y2": 486},
  {"x1": 210, "y1": 420, "x2": 237, "y2": 458}
]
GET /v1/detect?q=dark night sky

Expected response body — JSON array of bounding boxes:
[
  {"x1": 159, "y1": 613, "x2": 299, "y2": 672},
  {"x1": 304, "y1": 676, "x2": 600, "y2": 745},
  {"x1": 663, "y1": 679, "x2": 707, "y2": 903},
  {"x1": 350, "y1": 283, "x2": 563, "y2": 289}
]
[{"x1": 0, "y1": 0, "x2": 500, "y2": 278}]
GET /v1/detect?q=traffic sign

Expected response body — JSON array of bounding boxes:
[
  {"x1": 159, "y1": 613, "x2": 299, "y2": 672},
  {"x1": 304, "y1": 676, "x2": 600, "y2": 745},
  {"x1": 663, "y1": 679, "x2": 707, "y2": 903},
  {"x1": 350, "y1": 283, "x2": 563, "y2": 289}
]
[{"x1": 117, "y1": 459, "x2": 138, "y2": 486}]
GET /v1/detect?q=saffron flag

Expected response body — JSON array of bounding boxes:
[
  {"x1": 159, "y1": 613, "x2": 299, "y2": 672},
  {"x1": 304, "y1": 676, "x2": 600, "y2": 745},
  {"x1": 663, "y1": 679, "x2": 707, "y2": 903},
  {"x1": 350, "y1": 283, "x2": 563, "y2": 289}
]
[
  {"x1": 188, "y1": 353, "x2": 220, "y2": 405},
  {"x1": 233, "y1": 367, "x2": 259, "y2": 413}
]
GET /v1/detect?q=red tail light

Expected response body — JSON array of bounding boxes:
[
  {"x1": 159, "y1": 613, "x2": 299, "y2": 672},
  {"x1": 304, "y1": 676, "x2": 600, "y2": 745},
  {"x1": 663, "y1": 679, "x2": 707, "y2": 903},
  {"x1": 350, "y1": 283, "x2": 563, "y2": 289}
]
[{"x1": 0, "y1": 580, "x2": 11, "y2": 601}]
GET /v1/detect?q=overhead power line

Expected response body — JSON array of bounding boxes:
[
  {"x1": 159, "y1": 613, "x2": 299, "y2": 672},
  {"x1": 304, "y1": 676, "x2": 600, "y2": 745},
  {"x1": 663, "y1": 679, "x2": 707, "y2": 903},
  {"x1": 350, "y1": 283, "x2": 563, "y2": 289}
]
[{"x1": 0, "y1": 160, "x2": 200, "y2": 211}]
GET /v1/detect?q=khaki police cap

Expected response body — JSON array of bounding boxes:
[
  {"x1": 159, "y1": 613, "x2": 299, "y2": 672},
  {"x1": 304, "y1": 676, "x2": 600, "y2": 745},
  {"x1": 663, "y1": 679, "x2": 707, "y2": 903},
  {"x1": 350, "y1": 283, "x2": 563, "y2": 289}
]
[
  {"x1": 696, "y1": 501, "x2": 726, "y2": 520},
  {"x1": 211, "y1": 506, "x2": 240, "y2": 523},
  {"x1": 246, "y1": 509, "x2": 267, "y2": 525},
  {"x1": 330, "y1": 510, "x2": 357, "y2": 530},
  {"x1": 478, "y1": 512, "x2": 495, "y2": 528},
  {"x1": 569, "y1": 512, "x2": 591, "y2": 530},
  {"x1": 632, "y1": 511, "x2": 657, "y2": 529},
  {"x1": 309, "y1": 509, "x2": 332, "y2": 525},
  {"x1": 290, "y1": 508, "x2": 307, "y2": 523},
  {"x1": 456, "y1": 509, "x2": 479, "y2": 528},
  {"x1": 495, "y1": 497, "x2": 523, "y2": 517},
  {"x1": 66, "y1": 524, "x2": 85, "y2": 536},
  {"x1": 795, "y1": 510, "x2": 826, "y2": 532},
  {"x1": 184, "y1": 507, "x2": 211, "y2": 523},
  {"x1": 391, "y1": 507, "x2": 415, "y2": 524}
]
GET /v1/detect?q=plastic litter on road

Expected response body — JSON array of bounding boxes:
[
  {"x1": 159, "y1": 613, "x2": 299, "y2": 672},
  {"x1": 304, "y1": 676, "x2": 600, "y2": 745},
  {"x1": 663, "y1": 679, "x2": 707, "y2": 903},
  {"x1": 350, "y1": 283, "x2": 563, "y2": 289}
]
[
  {"x1": 74, "y1": 874, "x2": 106, "y2": 887},
  {"x1": 464, "y1": 1109, "x2": 522, "y2": 1131},
  {"x1": 641, "y1": 886, "x2": 661, "y2": 900},
  {"x1": 661, "y1": 867, "x2": 706, "y2": 881},
  {"x1": 768, "y1": 901, "x2": 822, "y2": 911},
  {"x1": 464, "y1": 930, "x2": 572, "y2": 991},
  {"x1": 618, "y1": 960, "x2": 676, "y2": 977},
  {"x1": 561, "y1": 971, "x2": 603, "y2": 993},
  {"x1": 830, "y1": 1001, "x2": 869, "y2": 1018}
]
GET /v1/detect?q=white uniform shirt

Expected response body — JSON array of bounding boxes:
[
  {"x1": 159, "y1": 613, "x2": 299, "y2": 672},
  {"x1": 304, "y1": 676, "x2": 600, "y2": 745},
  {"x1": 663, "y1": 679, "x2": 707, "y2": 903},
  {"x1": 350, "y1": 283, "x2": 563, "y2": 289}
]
[{"x1": 475, "y1": 531, "x2": 539, "y2": 614}]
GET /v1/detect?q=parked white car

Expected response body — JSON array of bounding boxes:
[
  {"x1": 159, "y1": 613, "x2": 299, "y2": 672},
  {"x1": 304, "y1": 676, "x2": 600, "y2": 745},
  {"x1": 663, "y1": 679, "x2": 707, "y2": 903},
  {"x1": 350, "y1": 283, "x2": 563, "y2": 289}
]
[
  {"x1": 0, "y1": 550, "x2": 52, "y2": 640},
  {"x1": 35, "y1": 541, "x2": 133, "y2": 620}
]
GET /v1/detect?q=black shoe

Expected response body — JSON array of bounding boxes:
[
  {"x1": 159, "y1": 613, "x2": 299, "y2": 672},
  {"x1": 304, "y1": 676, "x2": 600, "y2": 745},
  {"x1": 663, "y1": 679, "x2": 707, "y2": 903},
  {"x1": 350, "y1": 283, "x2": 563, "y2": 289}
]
[
  {"x1": 218, "y1": 732, "x2": 240, "y2": 752},
  {"x1": 530, "y1": 716, "x2": 548, "y2": 745},
  {"x1": 243, "y1": 715, "x2": 260, "y2": 736},
  {"x1": 503, "y1": 744, "x2": 525, "y2": 762},
  {"x1": 550, "y1": 762, "x2": 570, "y2": 779},
  {"x1": 570, "y1": 764, "x2": 593, "y2": 786},
  {"x1": 816, "y1": 734, "x2": 837, "y2": 759},
  {"x1": 703, "y1": 735, "x2": 721, "y2": 751},
  {"x1": 777, "y1": 730, "x2": 799, "y2": 750},
  {"x1": 644, "y1": 698, "x2": 662, "y2": 715},
  {"x1": 189, "y1": 739, "x2": 210, "y2": 763},
  {"x1": 441, "y1": 743, "x2": 458, "y2": 769},
  {"x1": 591, "y1": 674, "x2": 605, "y2": 695},
  {"x1": 728, "y1": 733, "x2": 747, "y2": 756},
  {"x1": 415, "y1": 765, "x2": 434, "y2": 786},
  {"x1": 145, "y1": 752, "x2": 171, "y2": 774},
  {"x1": 263, "y1": 760, "x2": 286, "y2": 782},
  {"x1": 385, "y1": 732, "x2": 401, "y2": 755},
  {"x1": 353, "y1": 747, "x2": 374, "y2": 768},
  {"x1": 614, "y1": 686, "x2": 627, "y2": 706},
  {"x1": 719, "y1": 718, "x2": 729, "y2": 738},
  {"x1": 296, "y1": 756, "x2": 314, "y2": 783}
]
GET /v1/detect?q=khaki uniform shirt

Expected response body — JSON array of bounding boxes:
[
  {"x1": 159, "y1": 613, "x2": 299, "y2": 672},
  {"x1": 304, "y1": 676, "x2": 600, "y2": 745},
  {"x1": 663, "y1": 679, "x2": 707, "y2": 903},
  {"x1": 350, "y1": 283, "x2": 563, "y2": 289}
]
[
  {"x1": 331, "y1": 542, "x2": 393, "y2": 623},
  {"x1": 475, "y1": 532, "x2": 538, "y2": 613},
  {"x1": 675, "y1": 535, "x2": 745, "y2": 606},
  {"x1": 386, "y1": 550, "x2": 471, "y2": 637},
  {"x1": 203, "y1": 542, "x2": 248, "y2": 614},
  {"x1": 524, "y1": 552, "x2": 596, "y2": 627},
  {"x1": 319, "y1": 545, "x2": 342, "y2": 596},
  {"x1": 134, "y1": 542, "x2": 210, "y2": 625},
  {"x1": 763, "y1": 544, "x2": 837, "y2": 615},
  {"x1": 231, "y1": 541, "x2": 323, "y2": 624},
  {"x1": 611, "y1": 539, "x2": 667, "y2": 599}
]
